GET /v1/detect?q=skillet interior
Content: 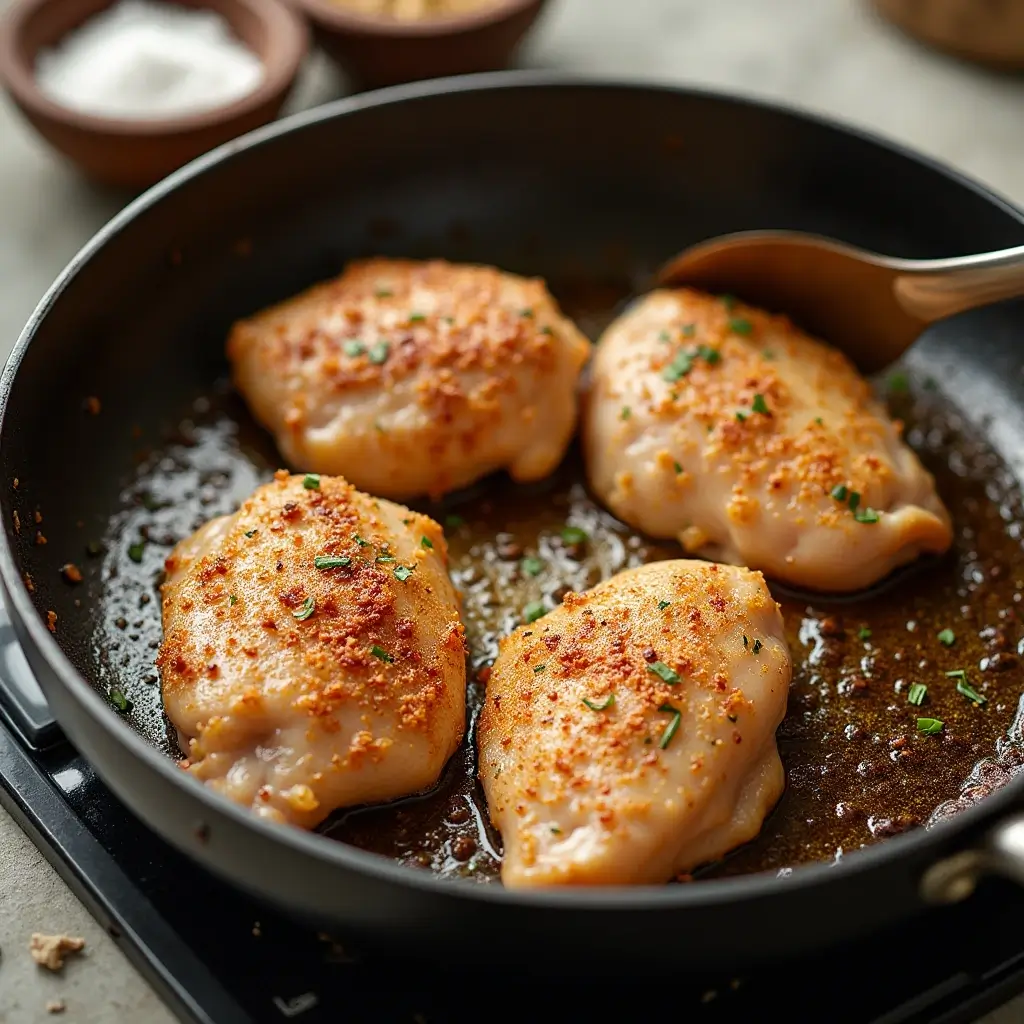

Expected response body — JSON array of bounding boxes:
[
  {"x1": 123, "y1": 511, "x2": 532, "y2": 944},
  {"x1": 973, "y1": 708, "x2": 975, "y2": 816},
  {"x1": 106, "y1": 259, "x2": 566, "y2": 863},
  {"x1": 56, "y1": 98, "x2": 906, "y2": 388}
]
[{"x1": 6, "y1": 79, "x2": 1024, "y2": 892}]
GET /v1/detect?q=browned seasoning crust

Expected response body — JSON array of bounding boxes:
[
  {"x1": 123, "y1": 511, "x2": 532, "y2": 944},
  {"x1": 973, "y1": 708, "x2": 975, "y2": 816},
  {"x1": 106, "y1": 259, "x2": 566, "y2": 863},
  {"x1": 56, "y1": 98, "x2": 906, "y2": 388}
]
[
  {"x1": 157, "y1": 472, "x2": 467, "y2": 828},
  {"x1": 227, "y1": 258, "x2": 591, "y2": 500}
]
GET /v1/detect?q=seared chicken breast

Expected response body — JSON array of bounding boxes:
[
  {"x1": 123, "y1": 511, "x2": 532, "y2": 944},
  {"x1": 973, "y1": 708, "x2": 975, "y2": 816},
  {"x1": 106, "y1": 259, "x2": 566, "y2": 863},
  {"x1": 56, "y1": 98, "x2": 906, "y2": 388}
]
[
  {"x1": 228, "y1": 259, "x2": 591, "y2": 501},
  {"x1": 477, "y1": 559, "x2": 790, "y2": 887},
  {"x1": 582, "y1": 289, "x2": 952, "y2": 592},
  {"x1": 158, "y1": 472, "x2": 466, "y2": 829}
]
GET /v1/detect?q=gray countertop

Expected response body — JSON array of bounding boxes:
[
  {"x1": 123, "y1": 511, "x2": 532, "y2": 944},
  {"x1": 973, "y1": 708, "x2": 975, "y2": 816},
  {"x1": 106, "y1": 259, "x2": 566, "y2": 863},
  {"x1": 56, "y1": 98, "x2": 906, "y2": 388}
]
[{"x1": 3, "y1": 0, "x2": 1024, "y2": 1020}]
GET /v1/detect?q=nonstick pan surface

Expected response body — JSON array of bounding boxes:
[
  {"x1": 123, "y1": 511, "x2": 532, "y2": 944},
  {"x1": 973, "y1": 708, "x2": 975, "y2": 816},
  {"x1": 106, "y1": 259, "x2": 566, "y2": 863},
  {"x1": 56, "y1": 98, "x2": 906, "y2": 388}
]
[{"x1": 5, "y1": 74, "x2": 1024, "y2": 966}]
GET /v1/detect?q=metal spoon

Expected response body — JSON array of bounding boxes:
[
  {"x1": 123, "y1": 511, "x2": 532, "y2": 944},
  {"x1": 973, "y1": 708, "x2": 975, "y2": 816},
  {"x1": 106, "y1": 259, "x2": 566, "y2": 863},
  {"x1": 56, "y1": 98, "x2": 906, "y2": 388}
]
[{"x1": 656, "y1": 231, "x2": 1024, "y2": 373}]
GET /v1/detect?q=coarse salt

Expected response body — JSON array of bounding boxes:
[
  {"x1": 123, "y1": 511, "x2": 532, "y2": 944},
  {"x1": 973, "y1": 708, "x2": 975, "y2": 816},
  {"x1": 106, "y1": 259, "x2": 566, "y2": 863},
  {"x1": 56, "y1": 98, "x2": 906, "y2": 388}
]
[{"x1": 35, "y1": 0, "x2": 264, "y2": 120}]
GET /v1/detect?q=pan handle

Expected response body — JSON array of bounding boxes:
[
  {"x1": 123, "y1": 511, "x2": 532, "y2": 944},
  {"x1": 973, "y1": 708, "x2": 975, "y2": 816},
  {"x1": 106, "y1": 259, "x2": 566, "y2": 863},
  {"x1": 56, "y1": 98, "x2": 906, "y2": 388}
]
[{"x1": 921, "y1": 812, "x2": 1024, "y2": 903}]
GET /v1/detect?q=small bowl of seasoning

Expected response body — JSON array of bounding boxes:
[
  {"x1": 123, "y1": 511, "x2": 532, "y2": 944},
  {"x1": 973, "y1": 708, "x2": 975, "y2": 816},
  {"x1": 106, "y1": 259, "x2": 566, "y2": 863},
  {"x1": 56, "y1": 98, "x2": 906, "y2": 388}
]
[
  {"x1": 0, "y1": 0, "x2": 308, "y2": 187},
  {"x1": 286, "y1": 0, "x2": 548, "y2": 90}
]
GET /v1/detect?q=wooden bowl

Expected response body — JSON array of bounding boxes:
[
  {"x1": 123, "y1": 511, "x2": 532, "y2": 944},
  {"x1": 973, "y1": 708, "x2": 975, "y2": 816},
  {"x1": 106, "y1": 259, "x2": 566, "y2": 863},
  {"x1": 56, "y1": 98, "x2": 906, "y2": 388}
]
[
  {"x1": 0, "y1": 0, "x2": 308, "y2": 188},
  {"x1": 284, "y1": 0, "x2": 548, "y2": 90},
  {"x1": 871, "y1": 0, "x2": 1024, "y2": 70}
]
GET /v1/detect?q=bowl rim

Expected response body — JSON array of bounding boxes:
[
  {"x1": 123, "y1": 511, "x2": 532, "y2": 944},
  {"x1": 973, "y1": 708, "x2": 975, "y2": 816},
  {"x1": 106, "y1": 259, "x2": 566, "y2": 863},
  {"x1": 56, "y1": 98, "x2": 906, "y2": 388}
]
[
  {"x1": 0, "y1": 0, "x2": 309, "y2": 136},
  {"x1": 285, "y1": 0, "x2": 543, "y2": 37}
]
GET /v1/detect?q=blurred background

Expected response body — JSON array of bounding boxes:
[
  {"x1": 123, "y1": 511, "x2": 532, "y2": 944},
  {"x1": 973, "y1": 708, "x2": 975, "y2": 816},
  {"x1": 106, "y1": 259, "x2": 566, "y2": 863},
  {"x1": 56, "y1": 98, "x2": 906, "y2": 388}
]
[{"x1": 3, "y1": 0, "x2": 1024, "y2": 1020}]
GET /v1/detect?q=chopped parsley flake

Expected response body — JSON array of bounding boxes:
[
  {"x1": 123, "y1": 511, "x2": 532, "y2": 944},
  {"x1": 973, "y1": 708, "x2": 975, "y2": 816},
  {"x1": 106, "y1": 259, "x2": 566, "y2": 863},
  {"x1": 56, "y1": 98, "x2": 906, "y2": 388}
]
[
  {"x1": 354, "y1": 535, "x2": 370, "y2": 547},
  {"x1": 421, "y1": 535, "x2": 434, "y2": 550},
  {"x1": 550, "y1": 825, "x2": 562, "y2": 834},
  {"x1": 533, "y1": 664, "x2": 547, "y2": 674},
  {"x1": 648, "y1": 661, "x2": 680, "y2": 684},
  {"x1": 523, "y1": 601, "x2": 546, "y2": 624},
  {"x1": 110, "y1": 687, "x2": 132, "y2": 713},
  {"x1": 751, "y1": 638, "x2": 763, "y2": 654},
  {"x1": 696, "y1": 344, "x2": 721, "y2": 364},
  {"x1": 367, "y1": 341, "x2": 390, "y2": 364},
  {"x1": 735, "y1": 411, "x2": 747, "y2": 423},
  {"x1": 408, "y1": 312, "x2": 426, "y2": 323},
  {"x1": 621, "y1": 406, "x2": 631, "y2": 420},
  {"x1": 583, "y1": 694, "x2": 615, "y2": 711},
  {"x1": 658, "y1": 600, "x2": 671, "y2": 610},
  {"x1": 127, "y1": 541, "x2": 145, "y2": 563},
  {"x1": 244, "y1": 529, "x2": 257, "y2": 538},
  {"x1": 814, "y1": 417, "x2": 824, "y2": 425},
  {"x1": 848, "y1": 491, "x2": 861, "y2": 513},
  {"x1": 374, "y1": 288, "x2": 393, "y2": 298},
  {"x1": 831, "y1": 484, "x2": 848, "y2": 501},
  {"x1": 682, "y1": 324, "x2": 697, "y2": 338},
  {"x1": 540, "y1": 325, "x2": 553, "y2": 335},
  {"x1": 658, "y1": 330, "x2": 671, "y2": 343},
  {"x1": 742, "y1": 635, "x2": 748, "y2": 648},
  {"x1": 393, "y1": 565, "x2": 415, "y2": 582},
  {"x1": 729, "y1": 317, "x2": 753, "y2": 335},
  {"x1": 908, "y1": 683, "x2": 927, "y2": 706},
  {"x1": 293, "y1": 597, "x2": 315, "y2": 621},
  {"x1": 762, "y1": 349, "x2": 776, "y2": 360},
  {"x1": 721, "y1": 294, "x2": 736, "y2": 311},
  {"x1": 937, "y1": 628, "x2": 956, "y2": 647},
  {"x1": 302, "y1": 473, "x2": 321, "y2": 490},
  {"x1": 519, "y1": 308, "x2": 534, "y2": 318},
  {"x1": 343, "y1": 340, "x2": 366, "y2": 357},
  {"x1": 375, "y1": 553, "x2": 396, "y2": 563},
  {"x1": 751, "y1": 393, "x2": 770, "y2": 415},
  {"x1": 887, "y1": 371, "x2": 910, "y2": 393},
  {"x1": 314, "y1": 555, "x2": 351, "y2": 569},
  {"x1": 854, "y1": 508, "x2": 880, "y2": 524},
  {"x1": 662, "y1": 349, "x2": 693, "y2": 382},
  {"x1": 858, "y1": 626, "x2": 872, "y2": 641},
  {"x1": 917, "y1": 717, "x2": 944, "y2": 736},
  {"x1": 371, "y1": 645, "x2": 394, "y2": 663},
  {"x1": 948, "y1": 670, "x2": 986, "y2": 705},
  {"x1": 520, "y1": 555, "x2": 544, "y2": 577},
  {"x1": 561, "y1": 526, "x2": 589, "y2": 546},
  {"x1": 673, "y1": 461, "x2": 683, "y2": 474},
  {"x1": 659, "y1": 704, "x2": 682, "y2": 748},
  {"x1": 229, "y1": 594, "x2": 238, "y2": 606}
]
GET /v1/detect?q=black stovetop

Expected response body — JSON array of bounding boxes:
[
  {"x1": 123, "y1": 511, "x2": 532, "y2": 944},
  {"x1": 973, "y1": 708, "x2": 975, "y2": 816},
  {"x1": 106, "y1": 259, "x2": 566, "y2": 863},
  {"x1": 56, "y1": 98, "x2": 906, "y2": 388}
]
[{"x1": 2, "y1": 615, "x2": 1023, "y2": 1024}]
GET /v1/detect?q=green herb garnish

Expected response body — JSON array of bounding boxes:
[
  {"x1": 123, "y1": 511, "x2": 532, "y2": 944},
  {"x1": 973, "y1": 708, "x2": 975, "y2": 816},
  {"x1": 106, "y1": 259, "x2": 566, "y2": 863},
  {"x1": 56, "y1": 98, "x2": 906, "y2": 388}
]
[
  {"x1": 374, "y1": 288, "x2": 393, "y2": 298},
  {"x1": 367, "y1": 341, "x2": 390, "y2": 364},
  {"x1": 648, "y1": 661, "x2": 680, "y2": 684},
  {"x1": 735, "y1": 411, "x2": 747, "y2": 423},
  {"x1": 831, "y1": 484, "x2": 848, "y2": 501},
  {"x1": 937, "y1": 628, "x2": 955, "y2": 647},
  {"x1": 662, "y1": 349, "x2": 694, "y2": 382},
  {"x1": 887, "y1": 371, "x2": 909, "y2": 393},
  {"x1": 393, "y1": 565, "x2": 415, "y2": 582},
  {"x1": 858, "y1": 626, "x2": 872, "y2": 641},
  {"x1": 658, "y1": 330, "x2": 671, "y2": 343},
  {"x1": 847, "y1": 491, "x2": 861, "y2": 513},
  {"x1": 302, "y1": 473, "x2": 321, "y2": 490},
  {"x1": 244, "y1": 530, "x2": 257, "y2": 538},
  {"x1": 520, "y1": 555, "x2": 544, "y2": 577},
  {"x1": 229, "y1": 594, "x2": 238, "y2": 606},
  {"x1": 855, "y1": 508, "x2": 880, "y2": 524},
  {"x1": 762, "y1": 349, "x2": 776, "y2": 360},
  {"x1": 657, "y1": 600, "x2": 671, "y2": 611},
  {"x1": 752, "y1": 638, "x2": 763, "y2": 654},
  {"x1": 583, "y1": 694, "x2": 615, "y2": 711},
  {"x1": 371, "y1": 645, "x2": 394, "y2": 663},
  {"x1": 721, "y1": 294, "x2": 736, "y2": 311},
  {"x1": 354, "y1": 535, "x2": 370, "y2": 547},
  {"x1": 682, "y1": 324, "x2": 697, "y2": 338},
  {"x1": 561, "y1": 526, "x2": 589, "y2": 546},
  {"x1": 519, "y1": 308, "x2": 534, "y2": 318},
  {"x1": 343, "y1": 340, "x2": 366, "y2": 357},
  {"x1": 127, "y1": 541, "x2": 145, "y2": 563},
  {"x1": 673, "y1": 461, "x2": 683, "y2": 474},
  {"x1": 533, "y1": 664, "x2": 546, "y2": 674},
  {"x1": 408, "y1": 313, "x2": 426, "y2": 323},
  {"x1": 947, "y1": 670, "x2": 986, "y2": 705},
  {"x1": 696, "y1": 344, "x2": 720, "y2": 364},
  {"x1": 523, "y1": 601, "x2": 546, "y2": 624},
  {"x1": 751, "y1": 393, "x2": 770, "y2": 415},
  {"x1": 659, "y1": 704, "x2": 682, "y2": 748},
  {"x1": 293, "y1": 597, "x2": 315, "y2": 621},
  {"x1": 918, "y1": 717, "x2": 944, "y2": 736},
  {"x1": 729, "y1": 317, "x2": 753, "y2": 335},
  {"x1": 908, "y1": 683, "x2": 927, "y2": 706},
  {"x1": 110, "y1": 687, "x2": 132, "y2": 713},
  {"x1": 621, "y1": 406, "x2": 631, "y2": 421},
  {"x1": 421, "y1": 535, "x2": 434, "y2": 550},
  {"x1": 315, "y1": 555, "x2": 351, "y2": 569},
  {"x1": 375, "y1": 553, "x2": 396, "y2": 563}
]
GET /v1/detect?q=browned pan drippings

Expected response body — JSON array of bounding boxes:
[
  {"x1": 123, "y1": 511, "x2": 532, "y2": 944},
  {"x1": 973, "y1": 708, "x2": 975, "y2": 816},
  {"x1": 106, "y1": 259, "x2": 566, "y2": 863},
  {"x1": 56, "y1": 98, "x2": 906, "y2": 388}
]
[{"x1": 92, "y1": 278, "x2": 1024, "y2": 884}]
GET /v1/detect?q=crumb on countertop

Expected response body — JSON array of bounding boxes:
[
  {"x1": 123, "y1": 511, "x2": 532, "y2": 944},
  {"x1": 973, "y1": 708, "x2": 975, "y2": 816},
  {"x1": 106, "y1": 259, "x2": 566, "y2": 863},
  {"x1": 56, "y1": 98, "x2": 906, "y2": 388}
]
[
  {"x1": 61, "y1": 563, "x2": 83, "y2": 584},
  {"x1": 46, "y1": 611, "x2": 57, "y2": 633},
  {"x1": 46, "y1": 999, "x2": 66, "y2": 1014},
  {"x1": 30, "y1": 933, "x2": 85, "y2": 971}
]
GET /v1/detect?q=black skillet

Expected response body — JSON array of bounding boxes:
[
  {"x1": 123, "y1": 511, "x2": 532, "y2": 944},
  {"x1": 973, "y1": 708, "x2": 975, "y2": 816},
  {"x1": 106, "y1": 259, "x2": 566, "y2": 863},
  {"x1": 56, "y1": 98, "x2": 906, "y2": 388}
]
[{"x1": 5, "y1": 74, "x2": 1024, "y2": 968}]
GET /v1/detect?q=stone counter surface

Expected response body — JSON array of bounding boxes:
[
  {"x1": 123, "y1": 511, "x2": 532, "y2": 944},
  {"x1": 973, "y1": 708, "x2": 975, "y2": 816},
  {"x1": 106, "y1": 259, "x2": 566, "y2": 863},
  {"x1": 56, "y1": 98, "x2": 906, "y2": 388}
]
[{"x1": 2, "y1": 0, "x2": 1024, "y2": 1020}]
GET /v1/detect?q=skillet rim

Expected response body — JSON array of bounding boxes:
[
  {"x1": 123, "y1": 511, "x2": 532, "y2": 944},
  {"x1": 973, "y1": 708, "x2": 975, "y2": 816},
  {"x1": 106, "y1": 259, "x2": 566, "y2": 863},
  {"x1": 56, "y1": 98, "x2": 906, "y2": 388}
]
[{"x1": 4, "y1": 70, "x2": 1024, "y2": 909}]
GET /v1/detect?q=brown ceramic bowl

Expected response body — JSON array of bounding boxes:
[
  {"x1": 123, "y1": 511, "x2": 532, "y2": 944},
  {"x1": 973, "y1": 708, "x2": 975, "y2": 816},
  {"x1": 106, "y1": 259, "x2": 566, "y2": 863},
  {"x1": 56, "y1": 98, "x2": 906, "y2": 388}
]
[
  {"x1": 871, "y1": 0, "x2": 1024, "y2": 70},
  {"x1": 285, "y1": 0, "x2": 548, "y2": 90},
  {"x1": 0, "y1": 0, "x2": 308, "y2": 188}
]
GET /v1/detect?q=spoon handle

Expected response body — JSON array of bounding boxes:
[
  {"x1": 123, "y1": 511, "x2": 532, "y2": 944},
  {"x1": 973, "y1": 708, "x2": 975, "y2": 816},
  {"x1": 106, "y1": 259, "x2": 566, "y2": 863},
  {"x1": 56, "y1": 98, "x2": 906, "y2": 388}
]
[{"x1": 893, "y1": 244, "x2": 1024, "y2": 322}]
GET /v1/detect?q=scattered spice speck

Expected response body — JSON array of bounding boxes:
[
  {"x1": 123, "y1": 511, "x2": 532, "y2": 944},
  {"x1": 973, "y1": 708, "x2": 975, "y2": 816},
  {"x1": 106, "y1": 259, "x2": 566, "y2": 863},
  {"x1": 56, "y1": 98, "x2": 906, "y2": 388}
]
[
  {"x1": 61, "y1": 563, "x2": 83, "y2": 584},
  {"x1": 46, "y1": 611, "x2": 57, "y2": 633}
]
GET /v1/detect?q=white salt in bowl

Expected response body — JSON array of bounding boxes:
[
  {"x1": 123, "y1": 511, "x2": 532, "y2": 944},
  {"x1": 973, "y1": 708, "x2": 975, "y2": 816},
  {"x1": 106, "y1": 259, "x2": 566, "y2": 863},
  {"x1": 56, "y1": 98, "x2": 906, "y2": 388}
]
[{"x1": 0, "y1": 0, "x2": 308, "y2": 187}]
